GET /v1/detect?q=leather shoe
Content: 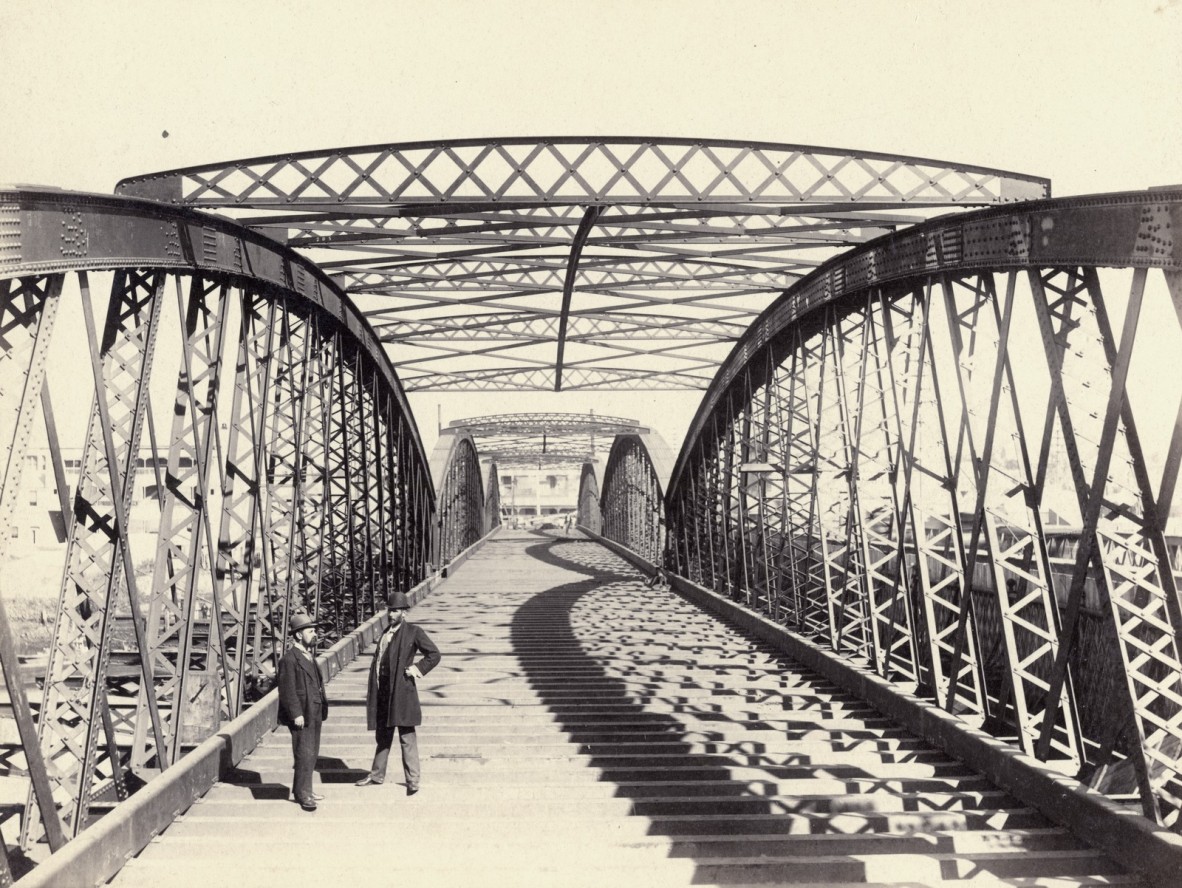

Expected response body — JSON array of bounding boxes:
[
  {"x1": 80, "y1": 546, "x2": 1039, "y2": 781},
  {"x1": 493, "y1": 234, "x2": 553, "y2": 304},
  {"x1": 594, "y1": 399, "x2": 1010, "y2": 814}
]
[
  {"x1": 308, "y1": 792, "x2": 325, "y2": 802},
  {"x1": 297, "y1": 798, "x2": 317, "y2": 812},
  {"x1": 406, "y1": 786, "x2": 419, "y2": 797},
  {"x1": 355, "y1": 775, "x2": 383, "y2": 786}
]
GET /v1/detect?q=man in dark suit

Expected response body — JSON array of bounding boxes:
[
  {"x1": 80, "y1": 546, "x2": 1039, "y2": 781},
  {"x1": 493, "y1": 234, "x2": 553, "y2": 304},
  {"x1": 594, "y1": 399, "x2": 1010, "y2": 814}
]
[
  {"x1": 277, "y1": 611, "x2": 329, "y2": 811},
  {"x1": 356, "y1": 591, "x2": 441, "y2": 795}
]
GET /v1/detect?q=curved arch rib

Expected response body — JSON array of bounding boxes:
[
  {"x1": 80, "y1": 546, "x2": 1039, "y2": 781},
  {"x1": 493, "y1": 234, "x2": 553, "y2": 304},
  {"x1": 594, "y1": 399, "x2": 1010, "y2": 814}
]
[{"x1": 667, "y1": 187, "x2": 1182, "y2": 828}]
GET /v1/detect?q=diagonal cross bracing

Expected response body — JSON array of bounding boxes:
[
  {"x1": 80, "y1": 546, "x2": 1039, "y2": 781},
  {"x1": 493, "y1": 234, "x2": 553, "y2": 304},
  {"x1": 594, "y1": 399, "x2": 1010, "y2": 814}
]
[{"x1": 117, "y1": 138, "x2": 1048, "y2": 392}]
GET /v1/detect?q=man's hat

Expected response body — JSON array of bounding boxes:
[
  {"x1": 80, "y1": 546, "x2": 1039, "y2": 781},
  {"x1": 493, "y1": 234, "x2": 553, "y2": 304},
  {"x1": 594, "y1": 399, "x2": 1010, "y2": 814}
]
[
  {"x1": 387, "y1": 591, "x2": 411, "y2": 610},
  {"x1": 289, "y1": 612, "x2": 318, "y2": 634}
]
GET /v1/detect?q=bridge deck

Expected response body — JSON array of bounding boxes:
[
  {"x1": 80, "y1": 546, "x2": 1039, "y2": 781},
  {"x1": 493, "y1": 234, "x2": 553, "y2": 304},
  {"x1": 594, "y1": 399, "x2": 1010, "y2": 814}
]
[{"x1": 107, "y1": 531, "x2": 1138, "y2": 887}]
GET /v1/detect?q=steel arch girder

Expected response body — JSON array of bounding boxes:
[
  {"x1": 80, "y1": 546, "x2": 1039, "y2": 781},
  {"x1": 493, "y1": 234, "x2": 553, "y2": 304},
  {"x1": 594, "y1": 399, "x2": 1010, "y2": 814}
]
[
  {"x1": 667, "y1": 188, "x2": 1182, "y2": 826},
  {"x1": 0, "y1": 188, "x2": 436, "y2": 846}
]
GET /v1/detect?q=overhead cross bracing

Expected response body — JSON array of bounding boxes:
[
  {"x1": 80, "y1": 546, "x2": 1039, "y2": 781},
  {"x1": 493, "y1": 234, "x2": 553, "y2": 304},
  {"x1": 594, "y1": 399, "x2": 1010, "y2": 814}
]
[
  {"x1": 116, "y1": 138, "x2": 1049, "y2": 392},
  {"x1": 439, "y1": 412, "x2": 643, "y2": 467}
]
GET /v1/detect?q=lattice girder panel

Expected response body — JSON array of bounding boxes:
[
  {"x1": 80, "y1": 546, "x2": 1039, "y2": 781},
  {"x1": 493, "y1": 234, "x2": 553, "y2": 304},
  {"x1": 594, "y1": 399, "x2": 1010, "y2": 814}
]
[
  {"x1": 0, "y1": 276, "x2": 63, "y2": 558},
  {"x1": 936, "y1": 271, "x2": 1081, "y2": 766},
  {"x1": 676, "y1": 454, "x2": 708, "y2": 587},
  {"x1": 260, "y1": 304, "x2": 314, "y2": 647},
  {"x1": 720, "y1": 403, "x2": 747, "y2": 600},
  {"x1": 877, "y1": 288, "x2": 937, "y2": 687},
  {"x1": 389, "y1": 416, "x2": 406, "y2": 588},
  {"x1": 212, "y1": 292, "x2": 275, "y2": 713},
  {"x1": 133, "y1": 276, "x2": 232, "y2": 772},
  {"x1": 706, "y1": 419, "x2": 733, "y2": 596},
  {"x1": 292, "y1": 317, "x2": 327, "y2": 624},
  {"x1": 33, "y1": 270, "x2": 167, "y2": 838},
  {"x1": 751, "y1": 353, "x2": 790, "y2": 622},
  {"x1": 1030, "y1": 264, "x2": 1182, "y2": 824},
  {"x1": 896, "y1": 286, "x2": 988, "y2": 716},
  {"x1": 337, "y1": 351, "x2": 371, "y2": 626},
  {"x1": 774, "y1": 342, "x2": 817, "y2": 628},
  {"x1": 356, "y1": 365, "x2": 386, "y2": 619},
  {"x1": 116, "y1": 139, "x2": 1048, "y2": 394},
  {"x1": 736, "y1": 363, "x2": 778, "y2": 615},
  {"x1": 848, "y1": 292, "x2": 919, "y2": 682},
  {"x1": 370, "y1": 388, "x2": 394, "y2": 607},
  {"x1": 818, "y1": 305, "x2": 874, "y2": 660},
  {"x1": 796, "y1": 330, "x2": 834, "y2": 637},
  {"x1": 665, "y1": 187, "x2": 1182, "y2": 826},
  {"x1": 689, "y1": 466, "x2": 709, "y2": 587},
  {"x1": 324, "y1": 340, "x2": 365, "y2": 629}
]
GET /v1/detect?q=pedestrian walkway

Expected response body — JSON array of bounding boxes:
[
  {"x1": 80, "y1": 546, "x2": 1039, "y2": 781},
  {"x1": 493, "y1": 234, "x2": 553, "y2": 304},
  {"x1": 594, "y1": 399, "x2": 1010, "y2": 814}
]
[{"x1": 107, "y1": 530, "x2": 1138, "y2": 887}]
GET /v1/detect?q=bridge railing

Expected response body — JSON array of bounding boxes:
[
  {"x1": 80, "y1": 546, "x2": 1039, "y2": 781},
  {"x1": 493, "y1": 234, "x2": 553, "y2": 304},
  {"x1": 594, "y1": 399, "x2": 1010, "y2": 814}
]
[
  {"x1": 0, "y1": 189, "x2": 435, "y2": 870},
  {"x1": 664, "y1": 189, "x2": 1182, "y2": 829}
]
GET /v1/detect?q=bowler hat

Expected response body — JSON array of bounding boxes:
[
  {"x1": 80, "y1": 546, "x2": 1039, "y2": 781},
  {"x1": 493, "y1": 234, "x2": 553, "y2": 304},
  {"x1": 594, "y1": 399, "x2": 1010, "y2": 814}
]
[
  {"x1": 289, "y1": 612, "x2": 318, "y2": 634},
  {"x1": 387, "y1": 591, "x2": 411, "y2": 610}
]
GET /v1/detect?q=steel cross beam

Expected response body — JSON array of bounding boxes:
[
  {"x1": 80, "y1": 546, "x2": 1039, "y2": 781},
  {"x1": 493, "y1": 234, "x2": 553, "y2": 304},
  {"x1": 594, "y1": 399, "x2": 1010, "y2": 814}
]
[{"x1": 116, "y1": 138, "x2": 1047, "y2": 392}]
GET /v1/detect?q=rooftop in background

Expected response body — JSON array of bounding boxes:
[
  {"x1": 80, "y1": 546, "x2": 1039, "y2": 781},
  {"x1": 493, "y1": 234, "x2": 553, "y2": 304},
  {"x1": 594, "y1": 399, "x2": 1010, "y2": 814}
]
[{"x1": 115, "y1": 137, "x2": 1049, "y2": 393}]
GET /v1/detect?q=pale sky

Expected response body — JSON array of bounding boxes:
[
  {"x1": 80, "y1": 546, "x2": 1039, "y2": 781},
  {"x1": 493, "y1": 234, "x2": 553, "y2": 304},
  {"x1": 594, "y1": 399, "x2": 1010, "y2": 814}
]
[{"x1": 3, "y1": 0, "x2": 1180, "y2": 454}]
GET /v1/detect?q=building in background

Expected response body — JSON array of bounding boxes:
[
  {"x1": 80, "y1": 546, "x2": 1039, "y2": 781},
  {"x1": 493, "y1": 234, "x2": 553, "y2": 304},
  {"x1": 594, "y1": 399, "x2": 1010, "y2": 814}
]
[{"x1": 497, "y1": 466, "x2": 580, "y2": 525}]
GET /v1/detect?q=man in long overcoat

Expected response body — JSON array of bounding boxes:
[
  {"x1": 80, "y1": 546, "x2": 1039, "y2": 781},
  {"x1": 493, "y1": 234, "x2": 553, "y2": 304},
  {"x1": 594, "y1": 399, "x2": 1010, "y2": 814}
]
[
  {"x1": 277, "y1": 612, "x2": 329, "y2": 811},
  {"x1": 356, "y1": 591, "x2": 441, "y2": 794}
]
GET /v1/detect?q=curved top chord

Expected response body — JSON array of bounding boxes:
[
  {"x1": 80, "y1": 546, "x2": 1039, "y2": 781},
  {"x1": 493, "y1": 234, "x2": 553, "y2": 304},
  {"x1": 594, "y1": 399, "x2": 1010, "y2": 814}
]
[
  {"x1": 669, "y1": 187, "x2": 1182, "y2": 492},
  {"x1": 0, "y1": 185, "x2": 431, "y2": 477},
  {"x1": 115, "y1": 137, "x2": 1050, "y2": 207},
  {"x1": 114, "y1": 138, "x2": 1050, "y2": 392}
]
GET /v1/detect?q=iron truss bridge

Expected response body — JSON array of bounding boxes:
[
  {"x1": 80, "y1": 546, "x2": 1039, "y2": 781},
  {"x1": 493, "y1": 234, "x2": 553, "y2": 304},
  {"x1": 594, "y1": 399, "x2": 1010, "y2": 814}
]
[
  {"x1": 115, "y1": 138, "x2": 1048, "y2": 392},
  {"x1": 5, "y1": 140, "x2": 1182, "y2": 886}
]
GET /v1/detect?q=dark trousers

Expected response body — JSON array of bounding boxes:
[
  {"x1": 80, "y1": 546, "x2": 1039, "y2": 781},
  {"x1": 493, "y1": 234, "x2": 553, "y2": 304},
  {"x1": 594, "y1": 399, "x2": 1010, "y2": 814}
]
[
  {"x1": 289, "y1": 719, "x2": 321, "y2": 802},
  {"x1": 367, "y1": 725, "x2": 420, "y2": 789}
]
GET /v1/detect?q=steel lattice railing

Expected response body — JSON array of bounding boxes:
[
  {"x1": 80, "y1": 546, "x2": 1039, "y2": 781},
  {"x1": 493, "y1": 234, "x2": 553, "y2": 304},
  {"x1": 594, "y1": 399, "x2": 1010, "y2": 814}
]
[
  {"x1": 0, "y1": 189, "x2": 435, "y2": 855},
  {"x1": 665, "y1": 189, "x2": 1182, "y2": 827}
]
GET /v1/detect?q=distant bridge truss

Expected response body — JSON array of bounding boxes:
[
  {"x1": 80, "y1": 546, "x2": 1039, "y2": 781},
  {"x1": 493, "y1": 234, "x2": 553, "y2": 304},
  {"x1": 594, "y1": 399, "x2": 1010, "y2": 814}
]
[
  {"x1": 428, "y1": 430, "x2": 493, "y2": 565},
  {"x1": 0, "y1": 189, "x2": 435, "y2": 859},
  {"x1": 442, "y1": 412, "x2": 644, "y2": 467},
  {"x1": 116, "y1": 138, "x2": 1048, "y2": 392},
  {"x1": 662, "y1": 189, "x2": 1182, "y2": 826},
  {"x1": 597, "y1": 430, "x2": 676, "y2": 565}
]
